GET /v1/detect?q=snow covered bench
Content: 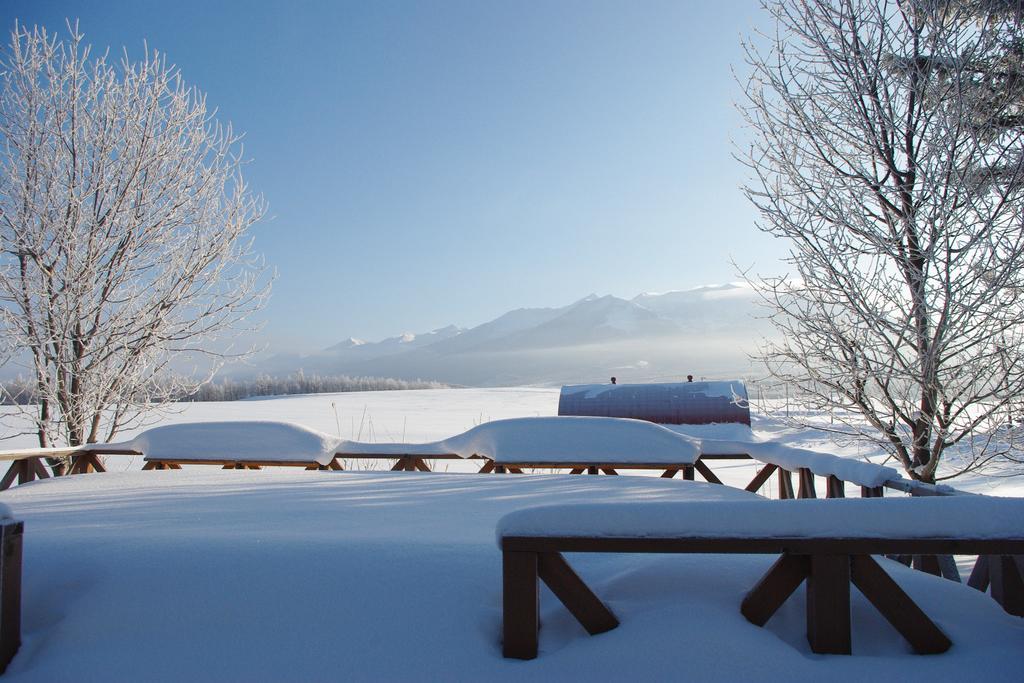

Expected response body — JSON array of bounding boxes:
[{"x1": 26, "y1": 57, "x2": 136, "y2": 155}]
[
  {"x1": 497, "y1": 497, "x2": 1024, "y2": 659},
  {"x1": 108, "y1": 421, "x2": 346, "y2": 471},
  {"x1": 450, "y1": 416, "x2": 702, "y2": 475}
]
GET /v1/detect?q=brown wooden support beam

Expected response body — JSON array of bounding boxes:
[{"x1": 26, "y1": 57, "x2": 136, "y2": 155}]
[
  {"x1": 989, "y1": 554, "x2": 1024, "y2": 617},
  {"x1": 798, "y1": 468, "x2": 816, "y2": 499},
  {"x1": 778, "y1": 468, "x2": 794, "y2": 499},
  {"x1": 693, "y1": 460, "x2": 723, "y2": 485},
  {"x1": 0, "y1": 521, "x2": 23, "y2": 674},
  {"x1": 502, "y1": 551, "x2": 539, "y2": 660},
  {"x1": 850, "y1": 554, "x2": 951, "y2": 654},
  {"x1": 967, "y1": 555, "x2": 990, "y2": 592},
  {"x1": 806, "y1": 554, "x2": 850, "y2": 654},
  {"x1": 741, "y1": 552, "x2": 809, "y2": 626},
  {"x1": 826, "y1": 475, "x2": 845, "y2": 498},
  {"x1": 744, "y1": 464, "x2": 777, "y2": 493},
  {"x1": 0, "y1": 464, "x2": 17, "y2": 491},
  {"x1": 912, "y1": 555, "x2": 942, "y2": 577},
  {"x1": 537, "y1": 552, "x2": 618, "y2": 636}
]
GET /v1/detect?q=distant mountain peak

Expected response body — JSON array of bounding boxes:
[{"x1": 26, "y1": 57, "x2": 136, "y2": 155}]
[{"x1": 253, "y1": 285, "x2": 772, "y2": 386}]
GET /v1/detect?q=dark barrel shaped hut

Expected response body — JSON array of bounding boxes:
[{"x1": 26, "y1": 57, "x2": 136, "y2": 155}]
[{"x1": 557, "y1": 380, "x2": 750, "y2": 426}]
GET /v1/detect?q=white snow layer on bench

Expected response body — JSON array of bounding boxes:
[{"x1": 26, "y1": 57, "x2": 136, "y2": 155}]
[
  {"x1": 497, "y1": 496, "x2": 1024, "y2": 541},
  {"x1": 341, "y1": 416, "x2": 702, "y2": 463},
  {"x1": 442, "y1": 416, "x2": 702, "y2": 464},
  {"x1": 699, "y1": 439, "x2": 900, "y2": 488},
  {"x1": 111, "y1": 421, "x2": 340, "y2": 466},
  {"x1": 0, "y1": 501, "x2": 12, "y2": 519}
]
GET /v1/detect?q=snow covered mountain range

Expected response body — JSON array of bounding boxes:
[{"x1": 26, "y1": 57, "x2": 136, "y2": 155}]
[{"x1": 249, "y1": 284, "x2": 776, "y2": 386}]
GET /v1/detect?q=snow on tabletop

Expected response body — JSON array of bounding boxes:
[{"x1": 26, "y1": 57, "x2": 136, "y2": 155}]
[
  {"x1": 497, "y1": 496, "x2": 1024, "y2": 541},
  {"x1": 107, "y1": 421, "x2": 341, "y2": 466},
  {"x1": 0, "y1": 501, "x2": 12, "y2": 519},
  {"x1": 343, "y1": 416, "x2": 702, "y2": 463},
  {"x1": 665, "y1": 422, "x2": 756, "y2": 441},
  {"x1": 439, "y1": 416, "x2": 702, "y2": 464}
]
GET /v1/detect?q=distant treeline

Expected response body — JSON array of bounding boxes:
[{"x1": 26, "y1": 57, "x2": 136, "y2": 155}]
[
  {"x1": 180, "y1": 373, "x2": 448, "y2": 401},
  {"x1": 0, "y1": 372, "x2": 448, "y2": 405}
]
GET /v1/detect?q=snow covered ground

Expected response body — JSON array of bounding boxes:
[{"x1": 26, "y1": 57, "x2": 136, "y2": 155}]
[{"x1": 1, "y1": 388, "x2": 1023, "y2": 680}]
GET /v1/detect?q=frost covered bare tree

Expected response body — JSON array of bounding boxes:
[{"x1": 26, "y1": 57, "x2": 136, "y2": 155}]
[
  {"x1": 0, "y1": 23, "x2": 270, "y2": 452},
  {"x1": 739, "y1": 0, "x2": 1024, "y2": 482}
]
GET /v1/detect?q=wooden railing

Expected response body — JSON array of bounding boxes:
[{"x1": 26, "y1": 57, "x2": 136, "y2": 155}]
[{"x1": 0, "y1": 446, "x2": 140, "y2": 489}]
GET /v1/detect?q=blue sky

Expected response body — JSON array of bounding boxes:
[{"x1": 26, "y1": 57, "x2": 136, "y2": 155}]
[{"x1": 3, "y1": 1, "x2": 786, "y2": 351}]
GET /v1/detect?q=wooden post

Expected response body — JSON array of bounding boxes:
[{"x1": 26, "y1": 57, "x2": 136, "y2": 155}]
[
  {"x1": 778, "y1": 468, "x2": 795, "y2": 499},
  {"x1": 503, "y1": 551, "x2": 539, "y2": 660},
  {"x1": 860, "y1": 486, "x2": 884, "y2": 498},
  {"x1": 806, "y1": 554, "x2": 851, "y2": 654},
  {"x1": 0, "y1": 520, "x2": 23, "y2": 674},
  {"x1": 682, "y1": 465, "x2": 695, "y2": 481},
  {"x1": 989, "y1": 555, "x2": 1024, "y2": 617},
  {"x1": 826, "y1": 475, "x2": 845, "y2": 498},
  {"x1": 797, "y1": 468, "x2": 816, "y2": 499}
]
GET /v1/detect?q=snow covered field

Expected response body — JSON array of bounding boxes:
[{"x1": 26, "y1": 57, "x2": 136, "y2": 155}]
[{"x1": 1, "y1": 388, "x2": 1023, "y2": 681}]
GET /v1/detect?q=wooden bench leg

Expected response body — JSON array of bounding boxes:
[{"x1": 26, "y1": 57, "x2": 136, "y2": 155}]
[
  {"x1": 660, "y1": 468, "x2": 679, "y2": 479},
  {"x1": 0, "y1": 521, "x2": 23, "y2": 674},
  {"x1": 599, "y1": 468, "x2": 618, "y2": 476},
  {"x1": 537, "y1": 552, "x2": 618, "y2": 636},
  {"x1": 850, "y1": 554, "x2": 951, "y2": 653},
  {"x1": 477, "y1": 461, "x2": 495, "y2": 474},
  {"x1": 682, "y1": 465, "x2": 695, "y2": 481},
  {"x1": 741, "y1": 552, "x2": 809, "y2": 626},
  {"x1": 503, "y1": 551, "x2": 539, "y2": 660},
  {"x1": 990, "y1": 555, "x2": 1024, "y2": 617},
  {"x1": 806, "y1": 554, "x2": 850, "y2": 654}
]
